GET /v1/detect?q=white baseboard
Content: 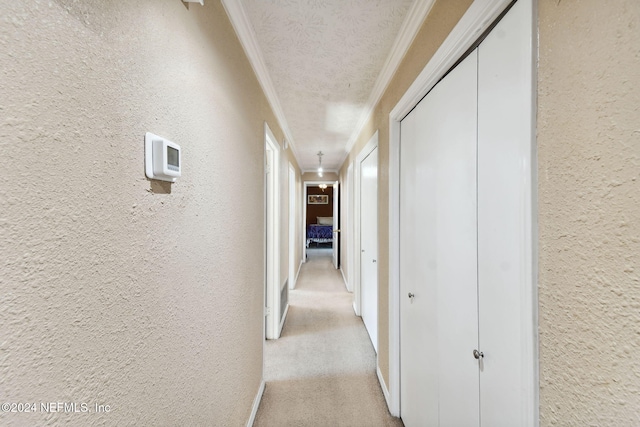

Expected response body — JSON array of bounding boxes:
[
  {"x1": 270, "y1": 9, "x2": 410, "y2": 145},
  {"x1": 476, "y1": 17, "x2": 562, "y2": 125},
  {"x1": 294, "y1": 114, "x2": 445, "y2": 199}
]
[
  {"x1": 246, "y1": 379, "x2": 265, "y2": 427},
  {"x1": 376, "y1": 365, "x2": 392, "y2": 414},
  {"x1": 296, "y1": 260, "x2": 303, "y2": 282},
  {"x1": 340, "y1": 268, "x2": 350, "y2": 291},
  {"x1": 290, "y1": 260, "x2": 303, "y2": 290},
  {"x1": 278, "y1": 304, "x2": 289, "y2": 337}
]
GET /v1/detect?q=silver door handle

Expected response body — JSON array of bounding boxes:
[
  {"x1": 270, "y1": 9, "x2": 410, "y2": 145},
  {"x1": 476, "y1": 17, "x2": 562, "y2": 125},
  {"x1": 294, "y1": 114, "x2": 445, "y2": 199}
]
[
  {"x1": 372, "y1": 259, "x2": 377, "y2": 263},
  {"x1": 473, "y1": 349, "x2": 484, "y2": 360},
  {"x1": 408, "y1": 293, "x2": 415, "y2": 299}
]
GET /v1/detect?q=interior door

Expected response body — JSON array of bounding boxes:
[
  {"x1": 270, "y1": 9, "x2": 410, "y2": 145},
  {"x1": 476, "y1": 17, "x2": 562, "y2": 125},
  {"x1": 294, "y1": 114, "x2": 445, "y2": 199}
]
[
  {"x1": 400, "y1": 49, "x2": 479, "y2": 427},
  {"x1": 332, "y1": 183, "x2": 340, "y2": 269},
  {"x1": 476, "y1": 0, "x2": 534, "y2": 424},
  {"x1": 360, "y1": 147, "x2": 378, "y2": 352}
]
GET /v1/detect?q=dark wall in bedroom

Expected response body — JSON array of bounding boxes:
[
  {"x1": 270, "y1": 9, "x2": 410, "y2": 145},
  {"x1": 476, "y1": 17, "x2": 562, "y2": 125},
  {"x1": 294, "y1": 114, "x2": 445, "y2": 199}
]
[{"x1": 306, "y1": 186, "x2": 333, "y2": 227}]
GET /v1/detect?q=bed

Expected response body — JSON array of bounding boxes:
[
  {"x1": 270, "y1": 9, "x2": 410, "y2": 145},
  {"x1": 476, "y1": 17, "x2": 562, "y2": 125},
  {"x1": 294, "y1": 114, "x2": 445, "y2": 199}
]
[{"x1": 306, "y1": 216, "x2": 334, "y2": 247}]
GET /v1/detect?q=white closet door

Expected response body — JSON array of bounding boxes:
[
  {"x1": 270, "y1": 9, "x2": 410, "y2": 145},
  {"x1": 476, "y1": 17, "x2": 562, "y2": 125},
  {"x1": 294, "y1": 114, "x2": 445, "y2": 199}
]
[
  {"x1": 360, "y1": 147, "x2": 378, "y2": 352},
  {"x1": 400, "y1": 49, "x2": 479, "y2": 427},
  {"x1": 477, "y1": 0, "x2": 535, "y2": 425}
]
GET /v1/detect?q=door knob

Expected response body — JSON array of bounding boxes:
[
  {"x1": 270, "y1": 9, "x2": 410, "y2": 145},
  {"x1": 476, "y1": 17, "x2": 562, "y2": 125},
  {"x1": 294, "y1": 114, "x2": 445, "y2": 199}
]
[
  {"x1": 473, "y1": 349, "x2": 484, "y2": 360},
  {"x1": 408, "y1": 293, "x2": 415, "y2": 299},
  {"x1": 372, "y1": 259, "x2": 377, "y2": 263}
]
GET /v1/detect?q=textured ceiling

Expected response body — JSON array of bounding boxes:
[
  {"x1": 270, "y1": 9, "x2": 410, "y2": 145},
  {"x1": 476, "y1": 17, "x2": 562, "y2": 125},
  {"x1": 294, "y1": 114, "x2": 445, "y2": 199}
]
[{"x1": 241, "y1": 0, "x2": 415, "y2": 171}]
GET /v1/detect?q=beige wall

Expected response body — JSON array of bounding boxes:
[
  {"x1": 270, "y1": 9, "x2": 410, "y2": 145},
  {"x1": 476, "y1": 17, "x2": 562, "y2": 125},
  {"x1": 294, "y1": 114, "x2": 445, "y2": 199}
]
[
  {"x1": 339, "y1": 0, "x2": 474, "y2": 387},
  {"x1": 302, "y1": 171, "x2": 339, "y2": 182},
  {"x1": 0, "y1": 1, "x2": 299, "y2": 425},
  {"x1": 537, "y1": 1, "x2": 640, "y2": 424},
  {"x1": 341, "y1": 0, "x2": 640, "y2": 423}
]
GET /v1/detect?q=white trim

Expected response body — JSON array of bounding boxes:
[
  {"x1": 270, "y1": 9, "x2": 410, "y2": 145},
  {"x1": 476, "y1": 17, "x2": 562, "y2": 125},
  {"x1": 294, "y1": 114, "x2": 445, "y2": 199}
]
[
  {"x1": 265, "y1": 122, "x2": 281, "y2": 340},
  {"x1": 301, "y1": 168, "x2": 340, "y2": 175},
  {"x1": 223, "y1": 0, "x2": 434, "y2": 173},
  {"x1": 392, "y1": 0, "x2": 514, "y2": 121},
  {"x1": 302, "y1": 180, "x2": 339, "y2": 261},
  {"x1": 296, "y1": 259, "x2": 303, "y2": 282},
  {"x1": 332, "y1": 182, "x2": 340, "y2": 269},
  {"x1": 221, "y1": 1, "x2": 300, "y2": 165},
  {"x1": 303, "y1": 180, "x2": 338, "y2": 186},
  {"x1": 338, "y1": 0, "x2": 437, "y2": 168},
  {"x1": 279, "y1": 303, "x2": 289, "y2": 336},
  {"x1": 387, "y1": 0, "x2": 526, "y2": 418},
  {"x1": 246, "y1": 379, "x2": 265, "y2": 427},
  {"x1": 376, "y1": 366, "x2": 391, "y2": 412},
  {"x1": 342, "y1": 162, "x2": 354, "y2": 293},
  {"x1": 354, "y1": 132, "x2": 379, "y2": 317},
  {"x1": 529, "y1": 0, "x2": 541, "y2": 422},
  {"x1": 388, "y1": 117, "x2": 401, "y2": 417},
  {"x1": 289, "y1": 163, "x2": 297, "y2": 290},
  {"x1": 340, "y1": 268, "x2": 349, "y2": 290}
]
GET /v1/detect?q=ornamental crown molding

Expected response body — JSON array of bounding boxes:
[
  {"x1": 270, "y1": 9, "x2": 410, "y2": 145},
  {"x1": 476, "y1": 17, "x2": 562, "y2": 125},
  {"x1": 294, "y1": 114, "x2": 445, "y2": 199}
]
[
  {"x1": 338, "y1": 0, "x2": 436, "y2": 168},
  {"x1": 221, "y1": 0, "x2": 300, "y2": 162}
]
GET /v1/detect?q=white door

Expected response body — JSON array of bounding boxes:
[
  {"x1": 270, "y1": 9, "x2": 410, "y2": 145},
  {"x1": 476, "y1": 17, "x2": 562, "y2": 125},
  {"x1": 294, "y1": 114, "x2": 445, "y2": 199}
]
[
  {"x1": 476, "y1": 0, "x2": 535, "y2": 423},
  {"x1": 360, "y1": 147, "x2": 378, "y2": 352},
  {"x1": 332, "y1": 183, "x2": 340, "y2": 269},
  {"x1": 400, "y1": 49, "x2": 479, "y2": 427},
  {"x1": 399, "y1": 1, "x2": 534, "y2": 425}
]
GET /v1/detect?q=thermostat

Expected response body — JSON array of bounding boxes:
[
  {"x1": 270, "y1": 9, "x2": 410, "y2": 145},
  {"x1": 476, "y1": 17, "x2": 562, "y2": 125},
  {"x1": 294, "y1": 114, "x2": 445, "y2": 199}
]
[{"x1": 145, "y1": 132, "x2": 181, "y2": 182}]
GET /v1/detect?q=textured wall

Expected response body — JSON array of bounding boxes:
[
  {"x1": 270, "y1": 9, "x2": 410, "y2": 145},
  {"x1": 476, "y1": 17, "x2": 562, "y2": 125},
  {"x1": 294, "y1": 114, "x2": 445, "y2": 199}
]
[
  {"x1": 538, "y1": 1, "x2": 640, "y2": 425},
  {"x1": 0, "y1": 0, "x2": 287, "y2": 425},
  {"x1": 339, "y1": 0, "x2": 473, "y2": 388}
]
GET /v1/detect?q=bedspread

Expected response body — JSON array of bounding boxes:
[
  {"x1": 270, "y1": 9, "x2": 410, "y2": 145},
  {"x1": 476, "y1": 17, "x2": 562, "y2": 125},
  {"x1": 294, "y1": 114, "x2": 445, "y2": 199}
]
[{"x1": 306, "y1": 224, "x2": 333, "y2": 247}]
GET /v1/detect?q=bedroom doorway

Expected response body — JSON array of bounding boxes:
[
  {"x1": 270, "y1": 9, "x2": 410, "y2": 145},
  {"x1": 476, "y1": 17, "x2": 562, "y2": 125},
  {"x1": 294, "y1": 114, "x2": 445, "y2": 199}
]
[{"x1": 303, "y1": 180, "x2": 339, "y2": 266}]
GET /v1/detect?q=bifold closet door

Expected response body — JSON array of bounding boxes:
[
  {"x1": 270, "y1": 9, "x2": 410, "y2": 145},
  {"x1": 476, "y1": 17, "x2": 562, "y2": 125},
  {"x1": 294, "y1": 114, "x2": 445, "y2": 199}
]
[
  {"x1": 477, "y1": 0, "x2": 535, "y2": 424},
  {"x1": 400, "y1": 49, "x2": 479, "y2": 427}
]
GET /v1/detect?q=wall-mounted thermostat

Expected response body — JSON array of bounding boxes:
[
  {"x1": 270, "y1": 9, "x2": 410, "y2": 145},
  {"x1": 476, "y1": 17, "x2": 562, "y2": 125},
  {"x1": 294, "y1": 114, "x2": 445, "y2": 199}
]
[{"x1": 145, "y1": 132, "x2": 181, "y2": 182}]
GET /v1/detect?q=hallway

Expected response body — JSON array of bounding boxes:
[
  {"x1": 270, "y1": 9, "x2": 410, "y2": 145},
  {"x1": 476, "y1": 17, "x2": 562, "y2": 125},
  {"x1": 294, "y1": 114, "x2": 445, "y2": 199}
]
[{"x1": 254, "y1": 249, "x2": 402, "y2": 426}]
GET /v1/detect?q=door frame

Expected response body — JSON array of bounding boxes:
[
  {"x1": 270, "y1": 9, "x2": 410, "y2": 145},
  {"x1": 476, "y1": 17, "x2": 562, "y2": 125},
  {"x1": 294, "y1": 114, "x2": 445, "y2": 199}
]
[
  {"x1": 353, "y1": 131, "x2": 378, "y2": 317},
  {"x1": 265, "y1": 122, "x2": 281, "y2": 340},
  {"x1": 343, "y1": 162, "x2": 354, "y2": 292},
  {"x1": 302, "y1": 180, "x2": 338, "y2": 262},
  {"x1": 288, "y1": 163, "x2": 297, "y2": 290},
  {"x1": 387, "y1": 0, "x2": 538, "y2": 419},
  {"x1": 331, "y1": 183, "x2": 340, "y2": 269}
]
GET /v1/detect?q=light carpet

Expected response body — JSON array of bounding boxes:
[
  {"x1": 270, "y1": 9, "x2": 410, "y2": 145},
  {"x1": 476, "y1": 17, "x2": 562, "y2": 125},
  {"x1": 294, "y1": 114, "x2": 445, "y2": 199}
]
[{"x1": 254, "y1": 249, "x2": 403, "y2": 427}]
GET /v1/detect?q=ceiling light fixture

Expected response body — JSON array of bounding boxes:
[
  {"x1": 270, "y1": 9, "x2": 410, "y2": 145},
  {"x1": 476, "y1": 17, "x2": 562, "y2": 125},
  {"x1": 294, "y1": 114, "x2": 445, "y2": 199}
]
[{"x1": 317, "y1": 151, "x2": 324, "y2": 177}]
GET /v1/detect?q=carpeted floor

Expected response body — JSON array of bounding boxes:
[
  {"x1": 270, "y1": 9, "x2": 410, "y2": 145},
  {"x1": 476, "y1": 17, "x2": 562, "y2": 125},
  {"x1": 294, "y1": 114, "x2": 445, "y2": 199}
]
[{"x1": 253, "y1": 249, "x2": 404, "y2": 427}]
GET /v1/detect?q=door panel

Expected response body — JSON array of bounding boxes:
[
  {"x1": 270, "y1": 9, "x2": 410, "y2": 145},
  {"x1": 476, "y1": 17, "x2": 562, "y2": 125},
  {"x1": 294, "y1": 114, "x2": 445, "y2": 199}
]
[
  {"x1": 360, "y1": 147, "x2": 378, "y2": 352},
  {"x1": 400, "y1": 50, "x2": 479, "y2": 427},
  {"x1": 477, "y1": 0, "x2": 534, "y2": 425}
]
